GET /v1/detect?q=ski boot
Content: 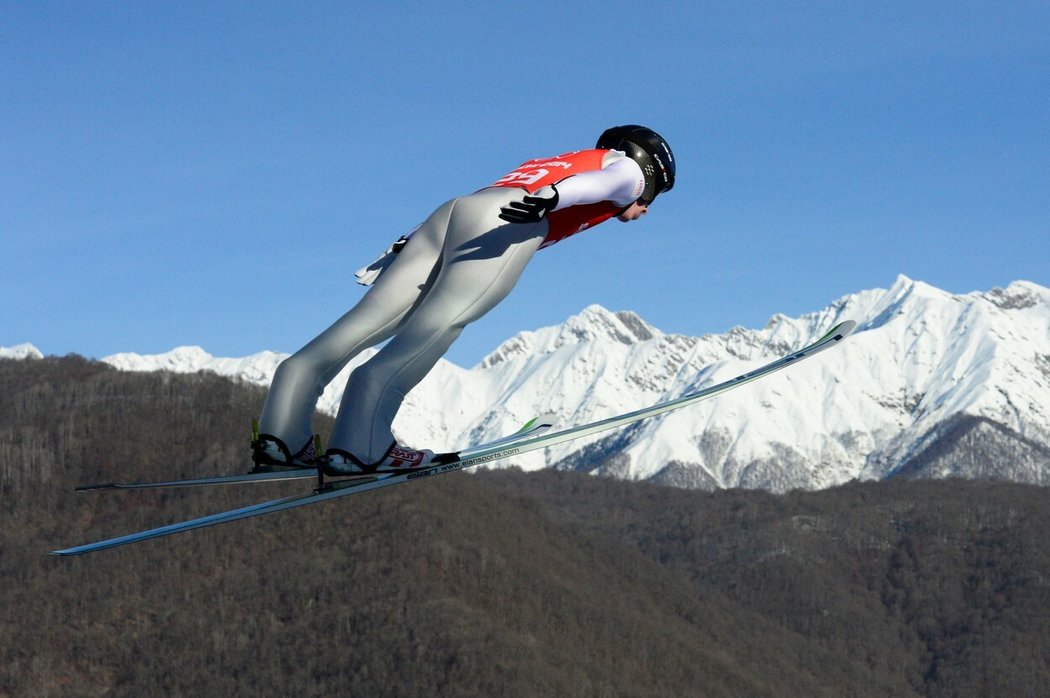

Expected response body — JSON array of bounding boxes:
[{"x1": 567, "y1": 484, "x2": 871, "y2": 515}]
[
  {"x1": 321, "y1": 442, "x2": 436, "y2": 476},
  {"x1": 250, "y1": 419, "x2": 321, "y2": 472}
]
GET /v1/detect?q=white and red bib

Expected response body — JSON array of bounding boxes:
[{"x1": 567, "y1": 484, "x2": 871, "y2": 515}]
[{"x1": 491, "y1": 149, "x2": 635, "y2": 248}]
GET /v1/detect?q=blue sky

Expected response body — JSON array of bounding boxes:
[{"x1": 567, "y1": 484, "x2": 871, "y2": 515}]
[{"x1": 3, "y1": 1, "x2": 1048, "y2": 367}]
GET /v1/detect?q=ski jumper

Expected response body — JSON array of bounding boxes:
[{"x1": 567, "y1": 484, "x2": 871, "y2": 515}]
[{"x1": 258, "y1": 149, "x2": 644, "y2": 462}]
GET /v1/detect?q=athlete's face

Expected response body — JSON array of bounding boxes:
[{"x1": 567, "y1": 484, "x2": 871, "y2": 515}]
[{"x1": 617, "y1": 201, "x2": 649, "y2": 222}]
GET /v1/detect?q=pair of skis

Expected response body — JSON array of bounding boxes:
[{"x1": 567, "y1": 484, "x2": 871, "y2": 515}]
[{"x1": 51, "y1": 320, "x2": 856, "y2": 556}]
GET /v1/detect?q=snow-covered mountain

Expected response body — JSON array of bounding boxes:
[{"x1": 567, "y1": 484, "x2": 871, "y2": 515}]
[
  {"x1": 0, "y1": 343, "x2": 43, "y2": 361},
  {"x1": 6, "y1": 275, "x2": 1049, "y2": 492}
]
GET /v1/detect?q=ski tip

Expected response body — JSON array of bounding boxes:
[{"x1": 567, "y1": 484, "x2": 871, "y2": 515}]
[
  {"x1": 828, "y1": 319, "x2": 857, "y2": 340},
  {"x1": 518, "y1": 413, "x2": 556, "y2": 433},
  {"x1": 518, "y1": 414, "x2": 557, "y2": 436},
  {"x1": 534, "y1": 412, "x2": 557, "y2": 431}
]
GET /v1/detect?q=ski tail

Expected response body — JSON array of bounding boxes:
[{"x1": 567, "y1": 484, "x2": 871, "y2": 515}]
[{"x1": 75, "y1": 468, "x2": 321, "y2": 491}]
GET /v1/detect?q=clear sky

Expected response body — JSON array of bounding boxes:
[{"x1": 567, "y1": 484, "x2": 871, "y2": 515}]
[{"x1": 3, "y1": 1, "x2": 1048, "y2": 367}]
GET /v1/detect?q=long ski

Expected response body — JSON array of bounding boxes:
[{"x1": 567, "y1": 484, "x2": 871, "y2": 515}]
[
  {"x1": 74, "y1": 415, "x2": 556, "y2": 491},
  {"x1": 51, "y1": 320, "x2": 855, "y2": 556},
  {"x1": 76, "y1": 467, "x2": 321, "y2": 491}
]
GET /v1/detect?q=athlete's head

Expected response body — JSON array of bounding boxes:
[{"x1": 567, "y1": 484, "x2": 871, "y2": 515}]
[{"x1": 596, "y1": 125, "x2": 675, "y2": 205}]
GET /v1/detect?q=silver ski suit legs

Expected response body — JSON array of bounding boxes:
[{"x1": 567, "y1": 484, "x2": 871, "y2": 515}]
[{"x1": 258, "y1": 188, "x2": 546, "y2": 462}]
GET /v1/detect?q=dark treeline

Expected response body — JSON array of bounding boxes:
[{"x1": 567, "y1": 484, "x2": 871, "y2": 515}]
[{"x1": 2, "y1": 356, "x2": 1049, "y2": 697}]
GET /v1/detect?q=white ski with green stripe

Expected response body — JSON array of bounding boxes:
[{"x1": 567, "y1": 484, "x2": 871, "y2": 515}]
[{"x1": 51, "y1": 320, "x2": 855, "y2": 556}]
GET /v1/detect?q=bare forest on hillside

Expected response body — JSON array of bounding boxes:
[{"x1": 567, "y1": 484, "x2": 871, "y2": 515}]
[{"x1": 3, "y1": 356, "x2": 1050, "y2": 696}]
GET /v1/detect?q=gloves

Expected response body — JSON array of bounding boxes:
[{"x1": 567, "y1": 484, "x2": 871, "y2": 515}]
[
  {"x1": 355, "y1": 234, "x2": 410, "y2": 286},
  {"x1": 498, "y1": 185, "x2": 559, "y2": 224}
]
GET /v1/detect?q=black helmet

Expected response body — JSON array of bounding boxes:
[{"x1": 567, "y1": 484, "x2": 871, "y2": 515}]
[{"x1": 596, "y1": 125, "x2": 675, "y2": 204}]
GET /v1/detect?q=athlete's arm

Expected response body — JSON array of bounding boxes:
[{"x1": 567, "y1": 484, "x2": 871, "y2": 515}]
[
  {"x1": 551, "y1": 154, "x2": 645, "y2": 211},
  {"x1": 496, "y1": 151, "x2": 646, "y2": 225}
]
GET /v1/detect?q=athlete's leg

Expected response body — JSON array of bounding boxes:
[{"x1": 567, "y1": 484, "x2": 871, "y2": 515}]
[
  {"x1": 328, "y1": 188, "x2": 547, "y2": 461},
  {"x1": 257, "y1": 199, "x2": 455, "y2": 449}
]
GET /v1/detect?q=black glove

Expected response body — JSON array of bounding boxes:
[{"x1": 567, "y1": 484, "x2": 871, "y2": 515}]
[
  {"x1": 498, "y1": 185, "x2": 559, "y2": 224},
  {"x1": 355, "y1": 235, "x2": 410, "y2": 286}
]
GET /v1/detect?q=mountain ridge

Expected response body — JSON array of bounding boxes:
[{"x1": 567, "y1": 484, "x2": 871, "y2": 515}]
[{"x1": 5, "y1": 275, "x2": 1048, "y2": 491}]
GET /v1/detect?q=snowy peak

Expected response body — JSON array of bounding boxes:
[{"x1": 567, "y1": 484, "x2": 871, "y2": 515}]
[
  {"x1": 102, "y1": 346, "x2": 288, "y2": 384},
  {"x1": 464, "y1": 276, "x2": 1050, "y2": 490},
  {"x1": 479, "y1": 304, "x2": 659, "y2": 369},
  {"x1": 980, "y1": 280, "x2": 1048, "y2": 310},
  {"x1": 817, "y1": 275, "x2": 943, "y2": 334},
  {"x1": 841, "y1": 275, "x2": 1049, "y2": 334},
  {"x1": 0, "y1": 343, "x2": 43, "y2": 360}
]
